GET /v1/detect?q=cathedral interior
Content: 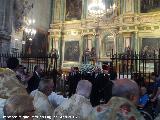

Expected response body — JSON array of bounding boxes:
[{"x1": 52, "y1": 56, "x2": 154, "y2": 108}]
[
  {"x1": 2, "y1": 1, "x2": 160, "y2": 119},
  {"x1": 0, "y1": 0, "x2": 160, "y2": 71}
]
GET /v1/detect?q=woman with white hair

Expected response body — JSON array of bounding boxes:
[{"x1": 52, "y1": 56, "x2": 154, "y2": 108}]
[{"x1": 53, "y1": 80, "x2": 93, "y2": 120}]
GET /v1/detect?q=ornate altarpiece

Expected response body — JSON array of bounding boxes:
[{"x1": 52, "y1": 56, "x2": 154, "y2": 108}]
[{"x1": 49, "y1": 0, "x2": 160, "y2": 69}]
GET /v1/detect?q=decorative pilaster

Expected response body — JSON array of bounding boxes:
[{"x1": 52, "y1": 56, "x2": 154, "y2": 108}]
[
  {"x1": 82, "y1": 0, "x2": 87, "y2": 19},
  {"x1": 79, "y1": 34, "x2": 84, "y2": 63},
  {"x1": 118, "y1": 32, "x2": 124, "y2": 53},
  {"x1": 134, "y1": 0, "x2": 139, "y2": 13},
  {"x1": 58, "y1": 29, "x2": 64, "y2": 70},
  {"x1": 61, "y1": 0, "x2": 65, "y2": 21},
  {"x1": 120, "y1": 0, "x2": 124, "y2": 14},
  {"x1": 137, "y1": 0, "x2": 141, "y2": 13},
  {"x1": 94, "y1": 34, "x2": 100, "y2": 59},
  {"x1": 134, "y1": 32, "x2": 139, "y2": 52},
  {"x1": 131, "y1": 32, "x2": 134, "y2": 50},
  {"x1": 92, "y1": 34, "x2": 96, "y2": 48}
]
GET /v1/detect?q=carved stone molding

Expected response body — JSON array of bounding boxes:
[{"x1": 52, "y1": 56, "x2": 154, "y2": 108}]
[
  {"x1": 50, "y1": 12, "x2": 160, "y2": 40},
  {"x1": 123, "y1": 16, "x2": 134, "y2": 23}
]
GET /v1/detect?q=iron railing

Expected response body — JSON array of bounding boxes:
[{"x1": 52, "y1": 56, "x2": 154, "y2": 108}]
[
  {"x1": 0, "y1": 53, "x2": 58, "y2": 75},
  {"x1": 111, "y1": 49, "x2": 160, "y2": 87}
]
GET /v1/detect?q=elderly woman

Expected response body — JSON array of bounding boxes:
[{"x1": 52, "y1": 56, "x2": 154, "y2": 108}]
[
  {"x1": 53, "y1": 80, "x2": 93, "y2": 120},
  {"x1": 3, "y1": 95, "x2": 35, "y2": 120}
]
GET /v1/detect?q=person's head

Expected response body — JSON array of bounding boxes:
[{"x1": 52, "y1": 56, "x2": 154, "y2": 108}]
[
  {"x1": 91, "y1": 47, "x2": 96, "y2": 51},
  {"x1": 94, "y1": 66, "x2": 100, "y2": 74},
  {"x1": 3, "y1": 95, "x2": 35, "y2": 120},
  {"x1": 151, "y1": 72, "x2": 156, "y2": 80},
  {"x1": 34, "y1": 65, "x2": 42, "y2": 74},
  {"x1": 38, "y1": 78, "x2": 54, "y2": 96},
  {"x1": 70, "y1": 67, "x2": 74, "y2": 72},
  {"x1": 102, "y1": 64, "x2": 109, "y2": 74},
  {"x1": 140, "y1": 86, "x2": 147, "y2": 96},
  {"x1": 16, "y1": 65, "x2": 26, "y2": 78},
  {"x1": 51, "y1": 48, "x2": 56, "y2": 52},
  {"x1": 16, "y1": 65, "x2": 26, "y2": 74},
  {"x1": 76, "y1": 80, "x2": 92, "y2": 98},
  {"x1": 6, "y1": 57, "x2": 19, "y2": 70},
  {"x1": 112, "y1": 79, "x2": 139, "y2": 105},
  {"x1": 74, "y1": 67, "x2": 79, "y2": 72}
]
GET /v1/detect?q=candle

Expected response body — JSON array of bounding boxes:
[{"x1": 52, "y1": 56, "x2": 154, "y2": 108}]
[{"x1": 62, "y1": 74, "x2": 64, "y2": 79}]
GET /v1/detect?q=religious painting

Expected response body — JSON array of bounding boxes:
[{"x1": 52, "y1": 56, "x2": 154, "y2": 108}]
[
  {"x1": 102, "y1": 33, "x2": 115, "y2": 57},
  {"x1": 64, "y1": 41, "x2": 80, "y2": 61},
  {"x1": 54, "y1": 0, "x2": 61, "y2": 21},
  {"x1": 141, "y1": 0, "x2": 160, "y2": 13},
  {"x1": 24, "y1": 31, "x2": 48, "y2": 56},
  {"x1": 141, "y1": 38, "x2": 160, "y2": 58},
  {"x1": 65, "y1": 0, "x2": 82, "y2": 20},
  {"x1": 105, "y1": 41, "x2": 114, "y2": 57}
]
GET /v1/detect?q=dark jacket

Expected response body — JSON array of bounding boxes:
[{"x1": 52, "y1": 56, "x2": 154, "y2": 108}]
[
  {"x1": 68, "y1": 72, "x2": 81, "y2": 97},
  {"x1": 27, "y1": 72, "x2": 41, "y2": 93},
  {"x1": 90, "y1": 73, "x2": 113, "y2": 107}
]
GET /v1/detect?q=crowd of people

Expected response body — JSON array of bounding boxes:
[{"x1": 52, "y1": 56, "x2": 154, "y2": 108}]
[{"x1": 1, "y1": 57, "x2": 160, "y2": 120}]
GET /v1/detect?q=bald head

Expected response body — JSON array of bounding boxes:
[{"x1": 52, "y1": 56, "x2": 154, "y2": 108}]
[
  {"x1": 38, "y1": 79, "x2": 54, "y2": 96},
  {"x1": 112, "y1": 79, "x2": 139, "y2": 104},
  {"x1": 76, "y1": 80, "x2": 92, "y2": 98}
]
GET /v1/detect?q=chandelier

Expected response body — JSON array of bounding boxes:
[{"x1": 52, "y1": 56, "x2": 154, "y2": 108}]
[
  {"x1": 24, "y1": 19, "x2": 36, "y2": 41},
  {"x1": 88, "y1": 0, "x2": 117, "y2": 18}
]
